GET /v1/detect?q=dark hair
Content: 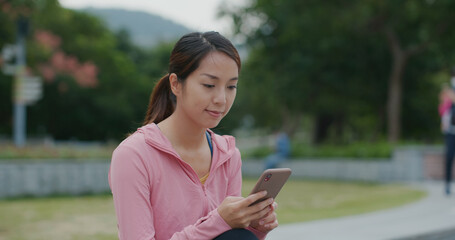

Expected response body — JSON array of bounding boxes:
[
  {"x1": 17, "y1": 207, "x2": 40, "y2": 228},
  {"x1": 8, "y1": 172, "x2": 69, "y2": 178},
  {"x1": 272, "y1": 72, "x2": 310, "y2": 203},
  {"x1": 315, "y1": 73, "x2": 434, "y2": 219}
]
[{"x1": 144, "y1": 31, "x2": 241, "y2": 125}]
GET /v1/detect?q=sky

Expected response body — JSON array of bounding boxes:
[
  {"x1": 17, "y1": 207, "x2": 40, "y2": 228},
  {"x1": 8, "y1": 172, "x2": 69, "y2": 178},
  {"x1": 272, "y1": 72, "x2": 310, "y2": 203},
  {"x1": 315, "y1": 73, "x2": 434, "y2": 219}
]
[{"x1": 59, "y1": 0, "x2": 249, "y2": 36}]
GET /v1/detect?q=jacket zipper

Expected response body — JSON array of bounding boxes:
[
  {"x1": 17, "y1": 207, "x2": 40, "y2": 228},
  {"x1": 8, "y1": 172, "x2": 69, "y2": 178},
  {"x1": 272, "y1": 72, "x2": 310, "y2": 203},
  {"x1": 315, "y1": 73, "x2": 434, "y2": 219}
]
[{"x1": 148, "y1": 137, "x2": 233, "y2": 215}]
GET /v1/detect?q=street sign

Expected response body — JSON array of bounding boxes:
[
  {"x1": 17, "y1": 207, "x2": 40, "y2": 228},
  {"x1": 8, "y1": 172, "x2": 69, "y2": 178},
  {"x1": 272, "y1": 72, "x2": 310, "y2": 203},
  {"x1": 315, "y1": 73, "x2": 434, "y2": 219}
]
[
  {"x1": 14, "y1": 75, "x2": 42, "y2": 105},
  {"x1": 1, "y1": 44, "x2": 17, "y2": 75}
]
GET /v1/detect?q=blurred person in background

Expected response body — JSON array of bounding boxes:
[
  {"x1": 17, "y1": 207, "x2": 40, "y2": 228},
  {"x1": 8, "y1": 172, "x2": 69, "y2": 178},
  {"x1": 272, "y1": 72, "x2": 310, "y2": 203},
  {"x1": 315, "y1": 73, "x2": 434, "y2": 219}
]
[
  {"x1": 439, "y1": 67, "x2": 455, "y2": 196},
  {"x1": 109, "y1": 31, "x2": 279, "y2": 240},
  {"x1": 264, "y1": 131, "x2": 291, "y2": 170}
]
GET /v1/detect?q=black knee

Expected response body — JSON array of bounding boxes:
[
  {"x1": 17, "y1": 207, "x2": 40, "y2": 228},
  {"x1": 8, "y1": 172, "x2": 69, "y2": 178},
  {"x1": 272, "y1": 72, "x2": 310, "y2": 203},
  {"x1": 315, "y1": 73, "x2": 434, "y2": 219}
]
[{"x1": 214, "y1": 228, "x2": 258, "y2": 240}]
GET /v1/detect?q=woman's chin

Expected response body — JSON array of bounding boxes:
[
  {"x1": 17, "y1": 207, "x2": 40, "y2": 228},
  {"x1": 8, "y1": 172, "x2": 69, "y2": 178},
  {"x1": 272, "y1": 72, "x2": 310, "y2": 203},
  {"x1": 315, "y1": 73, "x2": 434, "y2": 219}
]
[{"x1": 204, "y1": 119, "x2": 222, "y2": 129}]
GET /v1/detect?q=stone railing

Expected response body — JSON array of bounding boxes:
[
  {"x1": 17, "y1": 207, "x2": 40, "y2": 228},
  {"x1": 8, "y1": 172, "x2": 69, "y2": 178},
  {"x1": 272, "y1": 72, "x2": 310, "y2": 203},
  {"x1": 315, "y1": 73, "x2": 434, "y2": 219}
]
[
  {"x1": 0, "y1": 160, "x2": 110, "y2": 199},
  {"x1": 243, "y1": 146, "x2": 450, "y2": 182},
  {"x1": 0, "y1": 146, "x2": 451, "y2": 199}
]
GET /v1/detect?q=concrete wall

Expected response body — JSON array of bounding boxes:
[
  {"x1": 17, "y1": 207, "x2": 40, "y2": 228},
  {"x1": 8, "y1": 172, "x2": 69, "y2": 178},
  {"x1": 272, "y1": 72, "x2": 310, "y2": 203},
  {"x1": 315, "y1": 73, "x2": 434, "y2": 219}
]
[
  {"x1": 0, "y1": 160, "x2": 110, "y2": 199},
  {"x1": 0, "y1": 146, "x2": 451, "y2": 199},
  {"x1": 421, "y1": 146, "x2": 455, "y2": 180},
  {"x1": 243, "y1": 146, "x2": 446, "y2": 183}
]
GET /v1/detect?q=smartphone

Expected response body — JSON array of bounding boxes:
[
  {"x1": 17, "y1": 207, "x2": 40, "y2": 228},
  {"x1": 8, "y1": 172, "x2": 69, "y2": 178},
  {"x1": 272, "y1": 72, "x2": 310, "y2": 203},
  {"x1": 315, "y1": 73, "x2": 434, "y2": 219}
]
[{"x1": 249, "y1": 168, "x2": 292, "y2": 206}]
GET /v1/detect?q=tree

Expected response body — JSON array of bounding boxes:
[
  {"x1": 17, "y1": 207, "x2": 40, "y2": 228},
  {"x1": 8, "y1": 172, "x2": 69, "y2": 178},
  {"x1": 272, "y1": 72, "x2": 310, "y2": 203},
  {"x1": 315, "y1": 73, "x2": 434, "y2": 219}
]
[
  {"x1": 360, "y1": 0, "x2": 455, "y2": 142},
  {"x1": 223, "y1": 0, "x2": 455, "y2": 143},
  {"x1": 0, "y1": 0, "x2": 173, "y2": 141},
  {"x1": 224, "y1": 0, "x2": 387, "y2": 142}
]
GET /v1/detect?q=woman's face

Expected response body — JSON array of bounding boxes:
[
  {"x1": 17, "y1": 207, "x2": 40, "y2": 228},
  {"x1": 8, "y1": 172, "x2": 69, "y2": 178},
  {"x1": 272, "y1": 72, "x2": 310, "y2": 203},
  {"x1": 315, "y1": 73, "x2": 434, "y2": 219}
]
[{"x1": 173, "y1": 51, "x2": 239, "y2": 129}]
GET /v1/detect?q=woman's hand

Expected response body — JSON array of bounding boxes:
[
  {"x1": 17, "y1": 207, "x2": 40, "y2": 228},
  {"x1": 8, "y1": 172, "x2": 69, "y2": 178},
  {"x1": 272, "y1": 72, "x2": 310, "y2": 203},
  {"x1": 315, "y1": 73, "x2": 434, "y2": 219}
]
[
  {"x1": 217, "y1": 191, "x2": 274, "y2": 229},
  {"x1": 250, "y1": 201, "x2": 279, "y2": 233}
]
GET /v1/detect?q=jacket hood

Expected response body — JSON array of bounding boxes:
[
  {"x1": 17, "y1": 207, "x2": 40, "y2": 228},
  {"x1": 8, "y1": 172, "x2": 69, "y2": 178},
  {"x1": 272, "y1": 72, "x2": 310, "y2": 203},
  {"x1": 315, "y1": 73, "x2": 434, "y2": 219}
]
[{"x1": 137, "y1": 123, "x2": 237, "y2": 167}]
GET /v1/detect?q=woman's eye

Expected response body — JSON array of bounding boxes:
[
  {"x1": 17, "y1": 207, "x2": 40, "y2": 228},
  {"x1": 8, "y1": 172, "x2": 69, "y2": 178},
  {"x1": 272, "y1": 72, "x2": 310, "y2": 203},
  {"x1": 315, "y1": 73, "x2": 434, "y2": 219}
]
[
  {"x1": 228, "y1": 85, "x2": 237, "y2": 90},
  {"x1": 203, "y1": 84, "x2": 215, "y2": 88}
]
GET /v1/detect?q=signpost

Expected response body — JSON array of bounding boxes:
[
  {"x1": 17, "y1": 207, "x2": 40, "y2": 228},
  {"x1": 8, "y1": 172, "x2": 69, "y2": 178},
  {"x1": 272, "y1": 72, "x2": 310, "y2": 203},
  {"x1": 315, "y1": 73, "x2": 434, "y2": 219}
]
[{"x1": 1, "y1": 17, "x2": 42, "y2": 147}]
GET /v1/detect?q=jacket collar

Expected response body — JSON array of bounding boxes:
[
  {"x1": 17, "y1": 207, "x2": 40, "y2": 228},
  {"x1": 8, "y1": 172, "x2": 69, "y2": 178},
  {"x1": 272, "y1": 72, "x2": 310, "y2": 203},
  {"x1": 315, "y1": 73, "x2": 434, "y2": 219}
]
[{"x1": 138, "y1": 123, "x2": 236, "y2": 167}]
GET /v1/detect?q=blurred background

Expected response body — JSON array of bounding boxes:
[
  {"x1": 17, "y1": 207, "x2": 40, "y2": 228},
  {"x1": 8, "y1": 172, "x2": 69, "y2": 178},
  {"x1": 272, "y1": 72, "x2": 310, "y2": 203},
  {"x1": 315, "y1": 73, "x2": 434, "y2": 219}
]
[
  {"x1": 1, "y1": 0, "x2": 454, "y2": 148},
  {"x1": 0, "y1": 0, "x2": 455, "y2": 148},
  {"x1": 1, "y1": 0, "x2": 455, "y2": 239}
]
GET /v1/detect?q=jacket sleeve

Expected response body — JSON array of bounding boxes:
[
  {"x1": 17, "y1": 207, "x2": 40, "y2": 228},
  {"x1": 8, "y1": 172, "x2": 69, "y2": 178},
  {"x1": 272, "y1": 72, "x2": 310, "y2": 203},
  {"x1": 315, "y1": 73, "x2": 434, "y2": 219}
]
[
  {"x1": 171, "y1": 209, "x2": 232, "y2": 239},
  {"x1": 109, "y1": 145, "x2": 232, "y2": 240},
  {"x1": 226, "y1": 148, "x2": 268, "y2": 240},
  {"x1": 109, "y1": 145, "x2": 156, "y2": 239}
]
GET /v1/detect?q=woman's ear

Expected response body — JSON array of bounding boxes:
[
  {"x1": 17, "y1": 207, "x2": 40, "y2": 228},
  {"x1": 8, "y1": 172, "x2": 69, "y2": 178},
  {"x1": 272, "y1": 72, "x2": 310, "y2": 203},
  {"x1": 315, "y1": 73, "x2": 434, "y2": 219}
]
[{"x1": 169, "y1": 73, "x2": 181, "y2": 96}]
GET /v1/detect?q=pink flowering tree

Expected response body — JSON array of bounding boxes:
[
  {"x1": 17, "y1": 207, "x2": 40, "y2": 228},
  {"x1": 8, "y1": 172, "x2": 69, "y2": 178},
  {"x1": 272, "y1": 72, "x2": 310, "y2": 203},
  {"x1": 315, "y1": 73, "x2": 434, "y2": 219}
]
[
  {"x1": 1, "y1": 0, "x2": 153, "y2": 141},
  {"x1": 34, "y1": 30, "x2": 99, "y2": 90}
]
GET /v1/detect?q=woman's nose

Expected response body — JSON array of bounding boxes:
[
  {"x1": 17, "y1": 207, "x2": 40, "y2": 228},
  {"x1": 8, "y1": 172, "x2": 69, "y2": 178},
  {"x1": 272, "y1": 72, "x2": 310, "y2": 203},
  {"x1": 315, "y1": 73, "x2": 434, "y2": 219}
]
[{"x1": 213, "y1": 89, "x2": 227, "y2": 105}]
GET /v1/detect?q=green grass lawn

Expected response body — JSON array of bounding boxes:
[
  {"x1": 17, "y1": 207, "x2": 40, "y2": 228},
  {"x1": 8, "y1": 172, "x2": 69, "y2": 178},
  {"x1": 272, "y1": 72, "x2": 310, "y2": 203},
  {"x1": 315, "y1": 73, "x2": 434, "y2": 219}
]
[
  {"x1": 242, "y1": 179, "x2": 426, "y2": 224},
  {"x1": 0, "y1": 179, "x2": 425, "y2": 240}
]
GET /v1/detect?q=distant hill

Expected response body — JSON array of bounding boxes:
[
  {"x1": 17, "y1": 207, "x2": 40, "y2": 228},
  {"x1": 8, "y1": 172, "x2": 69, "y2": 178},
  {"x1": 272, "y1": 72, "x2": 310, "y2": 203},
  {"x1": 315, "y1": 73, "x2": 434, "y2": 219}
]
[{"x1": 82, "y1": 8, "x2": 192, "y2": 48}]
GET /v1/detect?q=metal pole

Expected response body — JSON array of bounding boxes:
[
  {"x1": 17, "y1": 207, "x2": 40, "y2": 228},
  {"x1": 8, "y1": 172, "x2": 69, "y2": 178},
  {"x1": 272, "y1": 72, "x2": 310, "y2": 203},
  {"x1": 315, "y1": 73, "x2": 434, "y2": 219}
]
[
  {"x1": 13, "y1": 103, "x2": 26, "y2": 147},
  {"x1": 13, "y1": 17, "x2": 28, "y2": 147}
]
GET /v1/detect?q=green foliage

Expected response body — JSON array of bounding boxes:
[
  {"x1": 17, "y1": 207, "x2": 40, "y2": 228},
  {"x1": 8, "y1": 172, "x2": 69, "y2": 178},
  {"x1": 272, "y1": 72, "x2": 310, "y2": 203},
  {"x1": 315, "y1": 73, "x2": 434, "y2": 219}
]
[
  {"x1": 223, "y1": 0, "x2": 455, "y2": 143},
  {"x1": 2, "y1": 0, "x2": 453, "y2": 144},
  {"x1": 27, "y1": 4, "x2": 151, "y2": 140},
  {"x1": 0, "y1": 2, "x2": 18, "y2": 135},
  {"x1": 0, "y1": 0, "x2": 174, "y2": 141},
  {"x1": 243, "y1": 141, "x2": 394, "y2": 159},
  {"x1": 0, "y1": 144, "x2": 115, "y2": 160},
  {"x1": 291, "y1": 141, "x2": 393, "y2": 159},
  {"x1": 242, "y1": 146, "x2": 274, "y2": 159},
  {"x1": 0, "y1": 74, "x2": 13, "y2": 134}
]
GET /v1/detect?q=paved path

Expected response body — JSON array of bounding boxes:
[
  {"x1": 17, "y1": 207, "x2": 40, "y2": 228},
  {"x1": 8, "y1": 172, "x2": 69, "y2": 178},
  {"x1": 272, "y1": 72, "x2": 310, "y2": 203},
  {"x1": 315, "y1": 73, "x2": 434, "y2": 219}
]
[{"x1": 267, "y1": 181, "x2": 455, "y2": 240}]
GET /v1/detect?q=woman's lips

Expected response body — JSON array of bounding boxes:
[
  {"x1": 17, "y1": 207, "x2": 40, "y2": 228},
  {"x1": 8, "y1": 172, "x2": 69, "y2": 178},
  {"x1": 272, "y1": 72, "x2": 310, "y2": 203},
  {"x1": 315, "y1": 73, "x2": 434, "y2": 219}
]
[{"x1": 206, "y1": 110, "x2": 223, "y2": 118}]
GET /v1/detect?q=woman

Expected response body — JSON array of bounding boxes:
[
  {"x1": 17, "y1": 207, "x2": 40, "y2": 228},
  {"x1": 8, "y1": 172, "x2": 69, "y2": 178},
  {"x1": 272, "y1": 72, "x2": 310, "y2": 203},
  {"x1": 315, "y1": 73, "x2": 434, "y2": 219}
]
[
  {"x1": 109, "y1": 31, "x2": 279, "y2": 239},
  {"x1": 440, "y1": 67, "x2": 455, "y2": 196}
]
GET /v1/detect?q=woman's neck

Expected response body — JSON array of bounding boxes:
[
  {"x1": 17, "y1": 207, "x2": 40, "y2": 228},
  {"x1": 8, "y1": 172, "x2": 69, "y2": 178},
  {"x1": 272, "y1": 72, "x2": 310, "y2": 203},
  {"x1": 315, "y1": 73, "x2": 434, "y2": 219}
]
[{"x1": 157, "y1": 111, "x2": 207, "y2": 150}]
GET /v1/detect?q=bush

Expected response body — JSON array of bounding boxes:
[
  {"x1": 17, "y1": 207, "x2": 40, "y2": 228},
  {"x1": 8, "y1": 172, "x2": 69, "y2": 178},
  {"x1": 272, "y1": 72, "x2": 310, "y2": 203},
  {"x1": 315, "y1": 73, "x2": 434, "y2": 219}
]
[
  {"x1": 0, "y1": 144, "x2": 115, "y2": 160},
  {"x1": 291, "y1": 141, "x2": 394, "y2": 159},
  {"x1": 243, "y1": 141, "x2": 394, "y2": 160}
]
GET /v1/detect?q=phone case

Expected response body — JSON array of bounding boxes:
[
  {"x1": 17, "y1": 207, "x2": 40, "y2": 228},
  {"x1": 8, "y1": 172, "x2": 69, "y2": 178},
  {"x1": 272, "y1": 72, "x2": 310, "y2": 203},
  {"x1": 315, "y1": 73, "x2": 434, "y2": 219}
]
[{"x1": 249, "y1": 168, "x2": 292, "y2": 206}]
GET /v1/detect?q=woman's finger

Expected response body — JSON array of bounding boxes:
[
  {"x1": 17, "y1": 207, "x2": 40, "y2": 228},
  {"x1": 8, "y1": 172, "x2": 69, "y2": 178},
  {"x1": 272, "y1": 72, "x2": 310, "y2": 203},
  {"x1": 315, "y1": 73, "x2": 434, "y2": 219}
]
[
  {"x1": 243, "y1": 191, "x2": 268, "y2": 207},
  {"x1": 249, "y1": 197, "x2": 274, "y2": 214},
  {"x1": 264, "y1": 219, "x2": 279, "y2": 230},
  {"x1": 249, "y1": 199, "x2": 273, "y2": 221},
  {"x1": 257, "y1": 206, "x2": 277, "y2": 226}
]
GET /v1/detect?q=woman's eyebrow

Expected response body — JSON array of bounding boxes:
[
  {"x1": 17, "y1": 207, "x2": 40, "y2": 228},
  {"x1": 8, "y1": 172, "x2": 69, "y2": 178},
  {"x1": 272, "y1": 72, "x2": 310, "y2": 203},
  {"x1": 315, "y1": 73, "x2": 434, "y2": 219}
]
[{"x1": 201, "y1": 73, "x2": 238, "y2": 81}]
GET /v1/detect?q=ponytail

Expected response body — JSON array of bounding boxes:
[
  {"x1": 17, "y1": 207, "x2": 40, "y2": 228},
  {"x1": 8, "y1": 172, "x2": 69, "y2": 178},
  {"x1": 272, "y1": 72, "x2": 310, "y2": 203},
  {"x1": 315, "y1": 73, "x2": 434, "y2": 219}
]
[{"x1": 143, "y1": 74, "x2": 176, "y2": 125}]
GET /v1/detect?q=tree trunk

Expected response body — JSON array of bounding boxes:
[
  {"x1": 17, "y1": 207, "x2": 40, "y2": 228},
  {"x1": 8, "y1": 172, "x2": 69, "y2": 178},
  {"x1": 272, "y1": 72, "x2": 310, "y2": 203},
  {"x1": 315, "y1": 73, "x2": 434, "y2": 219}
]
[
  {"x1": 280, "y1": 107, "x2": 302, "y2": 138},
  {"x1": 333, "y1": 113, "x2": 345, "y2": 143},
  {"x1": 386, "y1": 52, "x2": 407, "y2": 143},
  {"x1": 380, "y1": 18, "x2": 444, "y2": 143},
  {"x1": 384, "y1": 27, "x2": 409, "y2": 143},
  {"x1": 313, "y1": 114, "x2": 333, "y2": 144}
]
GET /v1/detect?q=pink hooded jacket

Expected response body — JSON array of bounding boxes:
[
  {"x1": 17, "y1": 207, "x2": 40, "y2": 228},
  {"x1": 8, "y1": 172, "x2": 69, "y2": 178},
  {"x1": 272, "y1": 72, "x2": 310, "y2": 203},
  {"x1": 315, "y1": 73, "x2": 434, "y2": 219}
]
[{"x1": 109, "y1": 123, "x2": 267, "y2": 240}]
